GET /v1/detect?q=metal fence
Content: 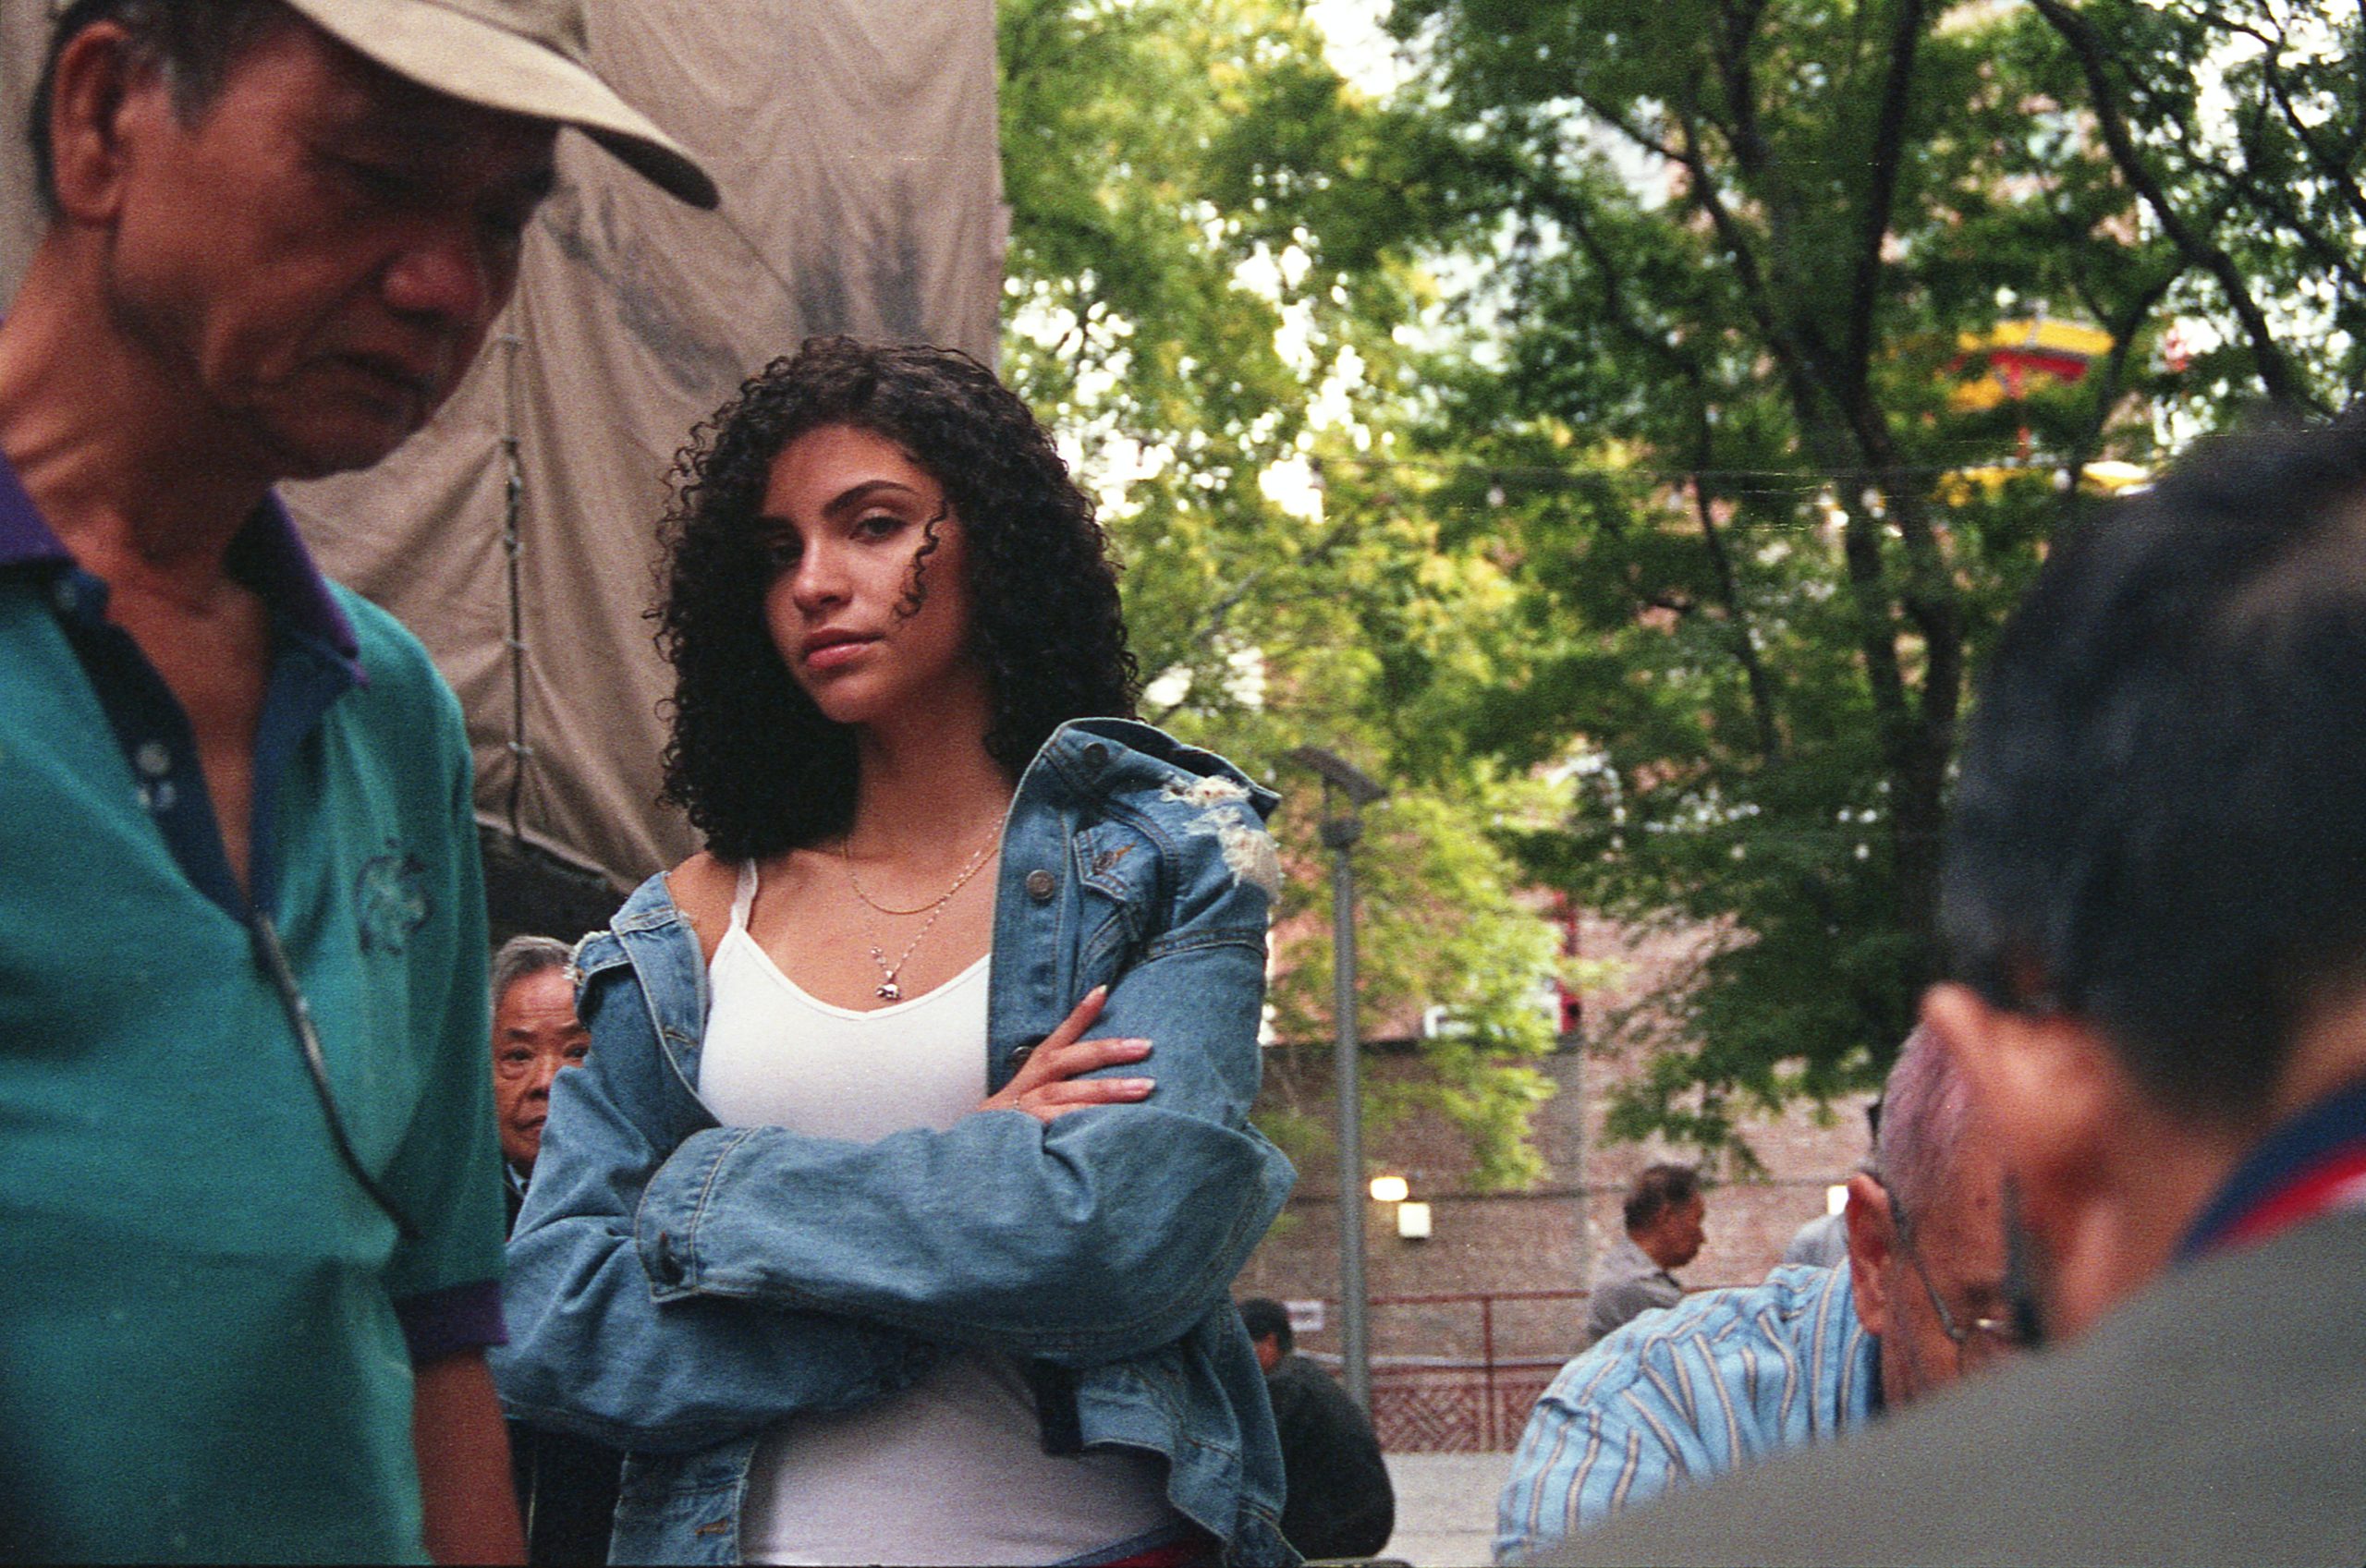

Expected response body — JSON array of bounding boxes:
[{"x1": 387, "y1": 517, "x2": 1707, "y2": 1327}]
[
  {"x1": 1365, "y1": 1357, "x2": 1567, "y2": 1453},
  {"x1": 1307, "y1": 1287, "x2": 1590, "y2": 1453}
]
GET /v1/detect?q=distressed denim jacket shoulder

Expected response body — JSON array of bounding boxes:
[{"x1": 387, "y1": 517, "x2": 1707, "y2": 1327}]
[{"x1": 494, "y1": 719, "x2": 1299, "y2": 1564}]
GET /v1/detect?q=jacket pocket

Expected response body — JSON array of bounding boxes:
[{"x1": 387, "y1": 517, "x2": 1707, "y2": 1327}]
[
  {"x1": 611, "y1": 1445, "x2": 750, "y2": 1565},
  {"x1": 1075, "y1": 824, "x2": 1153, "y2": 978}
]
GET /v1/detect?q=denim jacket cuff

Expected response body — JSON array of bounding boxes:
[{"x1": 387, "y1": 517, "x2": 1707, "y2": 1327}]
[{"x1": 636, "y1": 1125, "x2": 754, "y2": 1300}]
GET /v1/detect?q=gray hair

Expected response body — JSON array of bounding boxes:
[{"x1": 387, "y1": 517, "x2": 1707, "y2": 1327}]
[
  {"x1": 1872, "y1": 1026, "x2": 1977, "y2": 1223},
  {"x1": 31, "y1": 0, "x2": 297, "y2": 215},
  {"x1": 491, "y1": 934, "x2": 572, "y2": 1011}
]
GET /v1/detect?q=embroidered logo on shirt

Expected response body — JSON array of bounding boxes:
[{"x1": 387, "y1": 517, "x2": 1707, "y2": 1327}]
[{"x1": 356, "y1": 845, "x2": 432, "y2": 953}]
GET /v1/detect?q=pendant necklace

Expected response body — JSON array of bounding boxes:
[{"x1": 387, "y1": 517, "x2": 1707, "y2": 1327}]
[{"x1": 844, "y1": 829, "x2": 1001, "y2": 1001}]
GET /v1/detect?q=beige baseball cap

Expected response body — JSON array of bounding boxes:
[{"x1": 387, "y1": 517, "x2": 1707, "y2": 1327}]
[{"x1": 274, "y1": 0, "x2": 718, "y2": 208}]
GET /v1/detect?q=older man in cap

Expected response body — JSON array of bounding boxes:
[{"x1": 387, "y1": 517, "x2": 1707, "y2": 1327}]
[{"x1": 0, "y1": 1, "x2": 708, "y2": 1559}]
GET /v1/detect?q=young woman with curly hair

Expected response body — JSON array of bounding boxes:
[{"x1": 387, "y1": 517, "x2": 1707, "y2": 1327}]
[{"x1": 496, "y1": 338, "x2": 1298, "y2": 1566}]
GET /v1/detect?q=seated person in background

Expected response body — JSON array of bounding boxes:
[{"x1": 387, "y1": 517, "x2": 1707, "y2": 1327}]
[
  {"x1": 1238, "y1": 1298, "x2": 1396, "y2": 1561},
  {"x1": 1557, "y1": 414, "x2": 2366, "y2": 1565},
  {"x1": 488, "y1": 935, "x2": 619, "y2": 1566},
  {"x1": 1497, "y1": 1028, "x2": 2012, "y2": 1562},
  {"x1": 1584, "y1": 1164, "x2": 1705, "y2": 1345}
]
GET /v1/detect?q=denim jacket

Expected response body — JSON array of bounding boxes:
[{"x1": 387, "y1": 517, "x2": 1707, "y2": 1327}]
[{"x1": 494, "y1": 720, "x2": 1299, "y2": 1564}]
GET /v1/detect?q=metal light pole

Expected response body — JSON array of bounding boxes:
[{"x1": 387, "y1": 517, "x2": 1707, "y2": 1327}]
[{"x1": 1287, "y1": 746, "x2": 1387, "y2": 1412}]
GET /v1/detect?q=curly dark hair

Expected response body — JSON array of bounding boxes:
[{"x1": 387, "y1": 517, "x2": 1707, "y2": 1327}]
[{"x1": 656, "y1": 336, "x2": 1139, "y2": 860}]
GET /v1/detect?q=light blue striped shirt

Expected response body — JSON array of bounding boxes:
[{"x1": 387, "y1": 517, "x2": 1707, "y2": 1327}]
[{"x1": 1495, "y1": 1263, "x2": 1877, "y2": 1563}]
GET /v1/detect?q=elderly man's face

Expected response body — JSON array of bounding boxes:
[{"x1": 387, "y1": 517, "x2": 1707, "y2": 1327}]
[
  {"x1": 1845, "y1": 1142, "x2": 2016, "y2": 1404},
  {"x1": 493, "y1": 967, "x2": 590, "y2": 1173},
  {"x1": 93, "y1": 18, "x2": 555, "y2": 478}
]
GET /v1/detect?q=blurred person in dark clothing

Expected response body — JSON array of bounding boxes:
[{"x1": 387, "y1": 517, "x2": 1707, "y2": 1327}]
[
  {"x1": 1239, "y1": 1297, "x2": 1396, "y2": 1561},
  {"x1": 491, "y1": 935, "x2": 620, "y2": 1565}
]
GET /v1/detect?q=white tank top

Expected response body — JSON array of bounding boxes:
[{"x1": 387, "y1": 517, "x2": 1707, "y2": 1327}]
[{"x1": 698, "y1": 863, "x2": 1175, "y2": 1565}]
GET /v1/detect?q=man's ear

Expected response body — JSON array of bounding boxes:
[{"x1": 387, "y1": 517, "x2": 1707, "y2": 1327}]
[
  {"x1": 1921, "y1": 982, "x2": 2119, "y2": 1242},
  {"x1": 44, "y1": 21, "x2": 165, "y2": 225},
  {"x1": 1842, "y1": 1173, "x2": 1896, "y2": 1338}
]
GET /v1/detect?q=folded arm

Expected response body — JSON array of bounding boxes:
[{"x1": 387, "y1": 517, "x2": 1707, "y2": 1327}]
[
  {"x1": 636, "y1": 918, "x2": 1292, "y2": 1364},
  {"x1": 494, "y1": 950, "x2": 941, "y2": 1453}
]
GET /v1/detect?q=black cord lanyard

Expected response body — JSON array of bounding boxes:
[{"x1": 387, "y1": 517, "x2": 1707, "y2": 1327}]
[{"x1": 250, "y1": 911, "x2": 423, "y2": 1244}]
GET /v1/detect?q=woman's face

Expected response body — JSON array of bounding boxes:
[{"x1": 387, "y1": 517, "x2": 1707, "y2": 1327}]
[{"x1": 760, "y1": 421, "x2": 979, "y2": 729}]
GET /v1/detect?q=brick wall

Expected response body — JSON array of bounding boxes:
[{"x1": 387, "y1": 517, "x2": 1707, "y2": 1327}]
[{"x1": 1237, "y1": 913, "x2": 1876, "y2": 1369}]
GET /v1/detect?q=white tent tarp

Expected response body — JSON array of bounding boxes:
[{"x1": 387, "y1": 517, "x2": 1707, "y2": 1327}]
[{"x1": 2, "y1": 0, "x2": 1006, "y2": 892}]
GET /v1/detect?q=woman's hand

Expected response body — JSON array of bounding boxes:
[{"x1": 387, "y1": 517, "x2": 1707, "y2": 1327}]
[{"x1": 977, "y1": 986, "x2": 1153, "y2": 1124}]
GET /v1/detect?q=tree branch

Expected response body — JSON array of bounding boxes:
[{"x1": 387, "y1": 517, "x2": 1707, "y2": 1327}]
[
  {"x1": 1709, "y1": 0, "x2": 1794, "y2": 261},
  {"x1": 2029, "y1": 0, "x2": 2324, "y2": 411},
  {"x1": 1689, "y1": 480, "x2": 1784, "y2": 763},
  {"x1": 1842, "y1": 0, "x2": 1929, "y2": 404},
  {"x1": 1658, "y1": 103, "x2": 1850, "y2": 447}
]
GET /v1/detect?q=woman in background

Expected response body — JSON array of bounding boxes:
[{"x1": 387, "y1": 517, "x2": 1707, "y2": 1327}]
[{"x1": 495, "y1": 337, "x2": 1296, "y2": 1566}]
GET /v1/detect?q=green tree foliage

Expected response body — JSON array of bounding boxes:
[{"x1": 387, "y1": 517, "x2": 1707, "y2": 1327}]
[
  {"x1": 2018, "y1": 0, "x2": 2366, "y2": 410},
  {"x1": 997, "y1": 0, "x2": 1567, "y2": 1188},
  {"x1": 998, "y1": 0, "x2": 2362, "y2": 1164},
  {"x1": 1319, "y1": 0, "x2": 2366, "y2": 1150}
]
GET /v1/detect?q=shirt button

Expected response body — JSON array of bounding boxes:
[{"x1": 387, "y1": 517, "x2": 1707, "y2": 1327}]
[
  {"x1": 1024, "y1": 869, "x2": 1056, "y2": 901},
  {"x1": 134, "y1": 741, "x2": 172, "y2": 777}
]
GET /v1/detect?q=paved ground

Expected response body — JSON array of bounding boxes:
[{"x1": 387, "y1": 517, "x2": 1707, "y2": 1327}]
[{"x1": 1376, "y1": 1452, "x2": 1510, "y2": 1566}]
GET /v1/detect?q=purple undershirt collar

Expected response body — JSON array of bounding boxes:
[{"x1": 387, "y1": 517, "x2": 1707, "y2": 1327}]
[{"x1": 0, "y1": 444, "x2": 360, "y2": 672}]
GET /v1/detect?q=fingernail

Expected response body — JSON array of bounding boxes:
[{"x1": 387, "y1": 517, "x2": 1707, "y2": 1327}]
[
  {"x1": 1117, "y1": 1077, "x2": 1154, "y2": 1093},
  {"x1": 1088, "y1": 985, "x2": 1109, "y2": 1002},
  {"x1": 1117, "y1": 1039, "x2": 1152, "y2": 1052}
]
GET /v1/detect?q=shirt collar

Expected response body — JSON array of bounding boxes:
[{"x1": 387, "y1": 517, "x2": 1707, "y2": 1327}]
[
  {"x1": 2178, "y1": 1074, "x2": 2366, "y2": 1261},
  {"x1": 1608, "y1": 1233, "x2": 1675, "y2": 1281},
  {"x1": 0, "y1": 446, "x2": 360, "y2": 674},
  {"x1": 226, "y1": 493, "x2": 361, "y2": 671},
  {"x1": 0, "y1": 448, "x2": 69, "y2": 569}
]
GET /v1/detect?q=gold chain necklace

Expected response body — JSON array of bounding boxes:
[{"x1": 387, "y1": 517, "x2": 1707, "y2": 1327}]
[
  {"x1": 844, "y1": 831, "x2": 1000, "y2": 1001},
  {"x1": 842, "y1": 829, "x2": 998, "y2": 916}
]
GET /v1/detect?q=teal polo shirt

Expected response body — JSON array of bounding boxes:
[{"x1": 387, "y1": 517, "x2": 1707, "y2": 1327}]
[{"x1": 0, "y1": 463, "x2": 506, "y2": 1561}]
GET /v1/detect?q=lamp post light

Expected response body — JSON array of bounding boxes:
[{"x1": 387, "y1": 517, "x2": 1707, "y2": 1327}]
[{"x1": 1286, "y1": 745, "x2": 1387, "y2": 1412}]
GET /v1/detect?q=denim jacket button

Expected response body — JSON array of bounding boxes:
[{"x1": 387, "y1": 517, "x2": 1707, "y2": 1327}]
[
  {"x1": 1082, "y1": 741, "x2": 1110, "y2": 771},
  {"x1": 1007, "y1": 1040, "x2": 1037, "y2": 1069},
  {"x1": 1025, "y1": 869, "x2": 1056, "y2": 901}
]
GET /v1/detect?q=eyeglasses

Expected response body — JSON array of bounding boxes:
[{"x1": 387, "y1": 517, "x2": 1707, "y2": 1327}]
[{"x1": 1884, "y1": 1183, "x2": 2026, "y2": 1366}]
